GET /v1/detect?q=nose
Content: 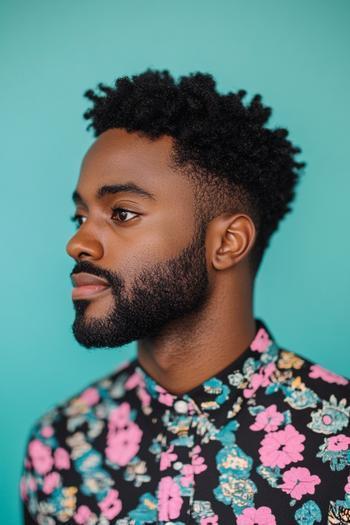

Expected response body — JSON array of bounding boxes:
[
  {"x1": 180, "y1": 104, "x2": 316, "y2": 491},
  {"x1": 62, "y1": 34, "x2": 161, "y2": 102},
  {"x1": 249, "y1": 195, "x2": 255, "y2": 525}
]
[{"x1": 66, "y1": 228, "x2": 104, "y2": 261}]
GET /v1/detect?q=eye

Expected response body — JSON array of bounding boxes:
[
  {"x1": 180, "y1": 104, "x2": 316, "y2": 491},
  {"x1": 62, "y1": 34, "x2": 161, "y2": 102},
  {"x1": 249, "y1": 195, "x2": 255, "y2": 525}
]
[
  {"x1": 111, "y1": 207, "x2": 139, "y2": 223},
  {"x1": 70, "y1": 208, "x2": 138, "y2": 229},
  {"x1": 70, "y1": 214, "x2": 86, "y2": 229}
]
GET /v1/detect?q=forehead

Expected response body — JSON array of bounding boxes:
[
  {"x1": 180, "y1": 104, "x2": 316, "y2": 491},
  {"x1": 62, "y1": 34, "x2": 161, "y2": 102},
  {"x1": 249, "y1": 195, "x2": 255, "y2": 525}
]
[{"x1": 76, "y1": 128, "x2": 194, "y2": 205}]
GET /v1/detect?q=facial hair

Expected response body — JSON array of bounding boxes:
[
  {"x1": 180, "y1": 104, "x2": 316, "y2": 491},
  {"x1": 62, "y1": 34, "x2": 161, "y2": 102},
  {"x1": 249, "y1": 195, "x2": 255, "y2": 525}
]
[{"x1": 71, "y1": 221, "x2": 210, "y2": 348}]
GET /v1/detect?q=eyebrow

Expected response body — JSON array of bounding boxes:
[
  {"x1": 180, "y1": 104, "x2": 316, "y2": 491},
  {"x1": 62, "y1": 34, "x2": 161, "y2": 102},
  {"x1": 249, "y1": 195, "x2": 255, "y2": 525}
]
[{"x1": 72, "y1": 182, "x2": 156, "y2": 206}]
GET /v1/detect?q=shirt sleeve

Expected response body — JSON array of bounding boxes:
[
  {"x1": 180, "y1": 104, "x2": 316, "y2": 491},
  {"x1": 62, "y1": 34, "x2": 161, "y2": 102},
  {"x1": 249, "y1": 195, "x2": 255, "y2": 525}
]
[
  {"x1": 19, "y1": 421, "x2": 45, "y2": 525},
  {"x1": 19, "y1": 406, "x2": 77, "y2": 524},
  {"x1": 19, "y1": 415, "x2": 60, "y2": 524},
  {"x1": 19, "y1": 421, "x2": 41, "y2": 524},
  {"x1": 22, "y1": 504, "x2": 38, "y2": 525}
]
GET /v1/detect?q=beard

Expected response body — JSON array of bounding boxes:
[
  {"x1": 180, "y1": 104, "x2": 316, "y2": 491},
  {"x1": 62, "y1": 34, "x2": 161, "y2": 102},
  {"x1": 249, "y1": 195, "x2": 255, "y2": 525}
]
[{"x1": 71, "y1": 221, "x2": 210, "y2": 348}]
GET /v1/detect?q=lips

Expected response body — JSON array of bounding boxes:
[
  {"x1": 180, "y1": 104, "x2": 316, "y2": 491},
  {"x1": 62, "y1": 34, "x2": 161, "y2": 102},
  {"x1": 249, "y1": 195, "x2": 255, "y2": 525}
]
[{"x1": 71, "y1": 272, "x2": 110, "y2": 300}]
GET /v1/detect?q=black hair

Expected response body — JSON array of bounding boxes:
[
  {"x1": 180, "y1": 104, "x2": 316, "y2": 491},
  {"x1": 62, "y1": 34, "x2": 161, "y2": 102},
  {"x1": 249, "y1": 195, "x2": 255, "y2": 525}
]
[{"x1": 83, "y1": 69, "x2": 305, "y2": 275}]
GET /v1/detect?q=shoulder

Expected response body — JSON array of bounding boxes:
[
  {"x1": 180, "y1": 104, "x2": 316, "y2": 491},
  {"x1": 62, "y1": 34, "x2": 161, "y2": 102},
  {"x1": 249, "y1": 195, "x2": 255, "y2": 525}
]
[
  {"x1": 26, "y1": 357, "x2": 138, "y2": 435},
  {"x1": 256, "y1": 344, "x2": 350, "y2": 513},
  {"x1": 274, "y1": 346, "x2": 349, "y2": 397},
  {"x1": 272, "y1": 346, "x2": 349, "y2": 432},
  {"x1": 20, "y1": 358, "x2": 138, "y2": 520}
]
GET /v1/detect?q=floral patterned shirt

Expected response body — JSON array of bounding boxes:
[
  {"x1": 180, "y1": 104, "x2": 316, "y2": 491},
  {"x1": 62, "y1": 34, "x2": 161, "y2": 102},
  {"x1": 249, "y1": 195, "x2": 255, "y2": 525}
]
[{"x1": 20, "y1": 319, "x2": 350, "y2": 525}]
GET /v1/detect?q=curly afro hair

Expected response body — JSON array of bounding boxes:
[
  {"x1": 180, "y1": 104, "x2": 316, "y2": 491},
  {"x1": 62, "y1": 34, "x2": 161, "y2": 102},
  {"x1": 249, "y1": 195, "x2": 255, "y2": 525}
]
[{"x1": 83, "y1": 69, "x2": 305, "y2": 276}]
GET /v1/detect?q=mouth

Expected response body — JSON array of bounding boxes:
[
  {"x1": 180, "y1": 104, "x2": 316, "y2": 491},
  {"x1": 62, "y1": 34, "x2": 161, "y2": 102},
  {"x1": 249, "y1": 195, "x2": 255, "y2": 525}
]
[
  {"x1": 72, "y1": 284, "x2": 111, "y2": 300},
  {"x1": 71, "y1": 272, "x2": 111, "y2": 300}
]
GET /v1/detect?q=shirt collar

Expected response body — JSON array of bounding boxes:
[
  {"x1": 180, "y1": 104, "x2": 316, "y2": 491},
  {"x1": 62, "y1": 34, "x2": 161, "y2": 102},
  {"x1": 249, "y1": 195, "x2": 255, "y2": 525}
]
[{"x1": 134, "y1": 318, "x2": 280, "y2": 419}]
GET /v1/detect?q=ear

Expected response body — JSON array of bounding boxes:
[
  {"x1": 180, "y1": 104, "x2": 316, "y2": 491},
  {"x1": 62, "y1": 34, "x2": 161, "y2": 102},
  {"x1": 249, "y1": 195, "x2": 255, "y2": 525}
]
[{"x1": 209, "y1": 213, "x2": 256, "y2": 271}]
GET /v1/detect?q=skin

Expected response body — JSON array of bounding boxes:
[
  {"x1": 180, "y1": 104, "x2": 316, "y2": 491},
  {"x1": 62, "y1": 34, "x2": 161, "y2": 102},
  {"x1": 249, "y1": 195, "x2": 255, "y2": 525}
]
[{"x1": 66, "y1": 128, "x2": 257, "y2": 395}]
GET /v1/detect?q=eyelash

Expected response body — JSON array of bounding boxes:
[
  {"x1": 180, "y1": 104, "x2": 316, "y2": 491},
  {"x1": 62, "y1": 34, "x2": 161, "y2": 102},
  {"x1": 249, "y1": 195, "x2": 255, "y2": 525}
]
[{"x1": 70, "y1": 207, "x2": 138, "y2": 229}]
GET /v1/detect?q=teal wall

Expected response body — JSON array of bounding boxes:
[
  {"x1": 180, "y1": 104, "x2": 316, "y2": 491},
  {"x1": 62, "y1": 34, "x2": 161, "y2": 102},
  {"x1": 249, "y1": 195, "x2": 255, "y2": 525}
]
[{"x1": 1, "y1": 1, "x2": 349, "y2": 522}]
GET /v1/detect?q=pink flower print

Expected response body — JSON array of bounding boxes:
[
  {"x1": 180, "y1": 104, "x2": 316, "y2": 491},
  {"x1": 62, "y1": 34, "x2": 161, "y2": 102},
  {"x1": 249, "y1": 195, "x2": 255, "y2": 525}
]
[
  {"x1": 20, "y1": 474, "x2": 37, "y2": 500},
  {"x1": 20, "y1": 476, "x2": 27, "y2": 501},
  {"x1": 327, "y1": 434, "x2": 350, "y2": 451},
  {"x1": 74, "y1": 505, "x2": 92, "y2": 524},
  {"x1": 249, "y1": 404, "x2": 284, "y2": 432},
  {"x1": 80, "y1": 387, "x2": 100, "y2": 406},
  {"x1": 28, "y1": 439, "x2": 54, "y2": 475},
  {"x1": 106, "y1": 402, "x2": 143, "y2": 466},
  {"x1": 200, "y1": 516, "x2": 219, "y2": 525},
  {"x1": 54, "y1": 447, "x2": 71, "y2": 470},
  {"x1": 41, "y1": 426, "x2": 54, "y2": 438},
  {"x1": 98, "y1": 489, "x2": 122, "y2": 520},
  {"x1": 158, "y1": 476, "x2": 183, "y2": 521},
  {"x1": 160, "y1": 445, "x2": 178, "y2": 471},
  {"x1": 106, "y1": 423, "x2": 142, "y2": 466},
  {"x1": 280, "y1": 466, "x2": 321, "y2": 500},
  {"x1": 181, "y1": 447, "x2": 207, "y2": 486},
  {"x1": 309, "y1": 364, "x2": 348, "y2": 385},
  {"x1": 181, "y1": 463, "x2": 195, "y2": 487},
  {"x1": 125, "y1": 371, "x2": 142, "y2": 389},
  {"x1": 251, "y1": 328, "x2": 272, "y2": 353},
  {"x1": 344, "y1": 475, "x2": 350, "y2": 494},
  {"x1": 156, "y1": 386, "x2": 176, "y2": 406},
  {"x1": 192, "y1": 452, "x2": 207, "y2": 475},
  {"x1": 42, "y1": 471, "x2": 60, "y2": 494},
  {"x1": 244, "y1": 362, "x2": 276, "y2": 399},
  {"x1": 126, "y1": 371, "x2": 152, "y2": 408},
  {"x1": 237, "y1": 505, "x2": 277, "y2": 525},
  {"x1": 109, "y1": 402, "x2": 131, "y2": 430},
  {"x1": 138, "y1": 387, "x2": 151, "y2": 407},
  {"x1": 259, "y1": 424, "x2": 305, "y2": 468}
]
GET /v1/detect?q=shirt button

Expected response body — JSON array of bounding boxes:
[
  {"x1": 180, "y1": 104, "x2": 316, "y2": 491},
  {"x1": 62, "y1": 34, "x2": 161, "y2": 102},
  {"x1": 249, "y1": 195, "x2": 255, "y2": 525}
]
[{"x1": 174, "y1": 400, "x2": 188, "y2": 414}]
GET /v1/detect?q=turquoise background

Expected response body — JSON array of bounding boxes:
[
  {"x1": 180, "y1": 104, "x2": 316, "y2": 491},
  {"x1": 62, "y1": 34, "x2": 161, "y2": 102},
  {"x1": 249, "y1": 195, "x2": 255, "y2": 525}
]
[{"x1": 1, "y1": 1, "x2": 349, "y2": 522}]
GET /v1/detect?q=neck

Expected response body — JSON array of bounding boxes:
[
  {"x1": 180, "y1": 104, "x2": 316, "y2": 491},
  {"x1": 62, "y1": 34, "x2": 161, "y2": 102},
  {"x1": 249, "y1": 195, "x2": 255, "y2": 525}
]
[{"x1": 137, "y1": 275, "x2": 256, "y2": 395}]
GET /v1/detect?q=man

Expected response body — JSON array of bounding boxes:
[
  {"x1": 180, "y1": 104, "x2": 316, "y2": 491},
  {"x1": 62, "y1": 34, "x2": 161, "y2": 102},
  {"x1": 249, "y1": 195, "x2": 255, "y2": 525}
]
[{"x1": 20, "y1": 69, "x2": 349, "y2": 524}]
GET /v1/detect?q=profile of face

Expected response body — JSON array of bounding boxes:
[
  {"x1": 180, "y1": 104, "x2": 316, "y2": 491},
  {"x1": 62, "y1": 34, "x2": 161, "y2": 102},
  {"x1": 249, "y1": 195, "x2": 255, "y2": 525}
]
[{"x1": 66, "y1": 129, "x2": 211, "y2": 348}]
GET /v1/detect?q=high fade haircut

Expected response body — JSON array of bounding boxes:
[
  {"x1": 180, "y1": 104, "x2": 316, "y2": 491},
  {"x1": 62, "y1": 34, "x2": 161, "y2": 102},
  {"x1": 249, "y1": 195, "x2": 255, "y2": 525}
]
[{"x1": 83, "y1": 69, "x2": 305, "y2": 276}]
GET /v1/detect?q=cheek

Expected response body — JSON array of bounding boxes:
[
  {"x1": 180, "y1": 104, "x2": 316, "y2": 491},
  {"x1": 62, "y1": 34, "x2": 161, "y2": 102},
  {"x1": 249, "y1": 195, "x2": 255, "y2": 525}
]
[
  {"x1": 122, "y1": 235, "x2": 178, "y2": 271},
  {"x1": 156, "y1": 209, "x2": 196, "y2": 251},
  {"x1": 142, "y1": 221, "x2": 194, "y2": 262},
  {"x1": 104, "y1": 209, "x2": 196, "y2": 273}
]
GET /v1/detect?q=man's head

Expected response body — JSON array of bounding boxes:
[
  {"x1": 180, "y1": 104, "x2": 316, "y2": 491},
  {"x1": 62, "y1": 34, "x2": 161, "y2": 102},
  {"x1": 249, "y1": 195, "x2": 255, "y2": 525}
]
[{"x1": 66, "y1": 69, "x2": 304, "y2": 348}]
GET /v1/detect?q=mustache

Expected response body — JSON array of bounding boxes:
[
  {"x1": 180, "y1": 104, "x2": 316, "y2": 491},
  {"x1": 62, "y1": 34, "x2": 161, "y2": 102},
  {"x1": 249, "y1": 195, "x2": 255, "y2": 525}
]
[{"x1": 70, "y1": 260, "x2": 112, "y2": 283}]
